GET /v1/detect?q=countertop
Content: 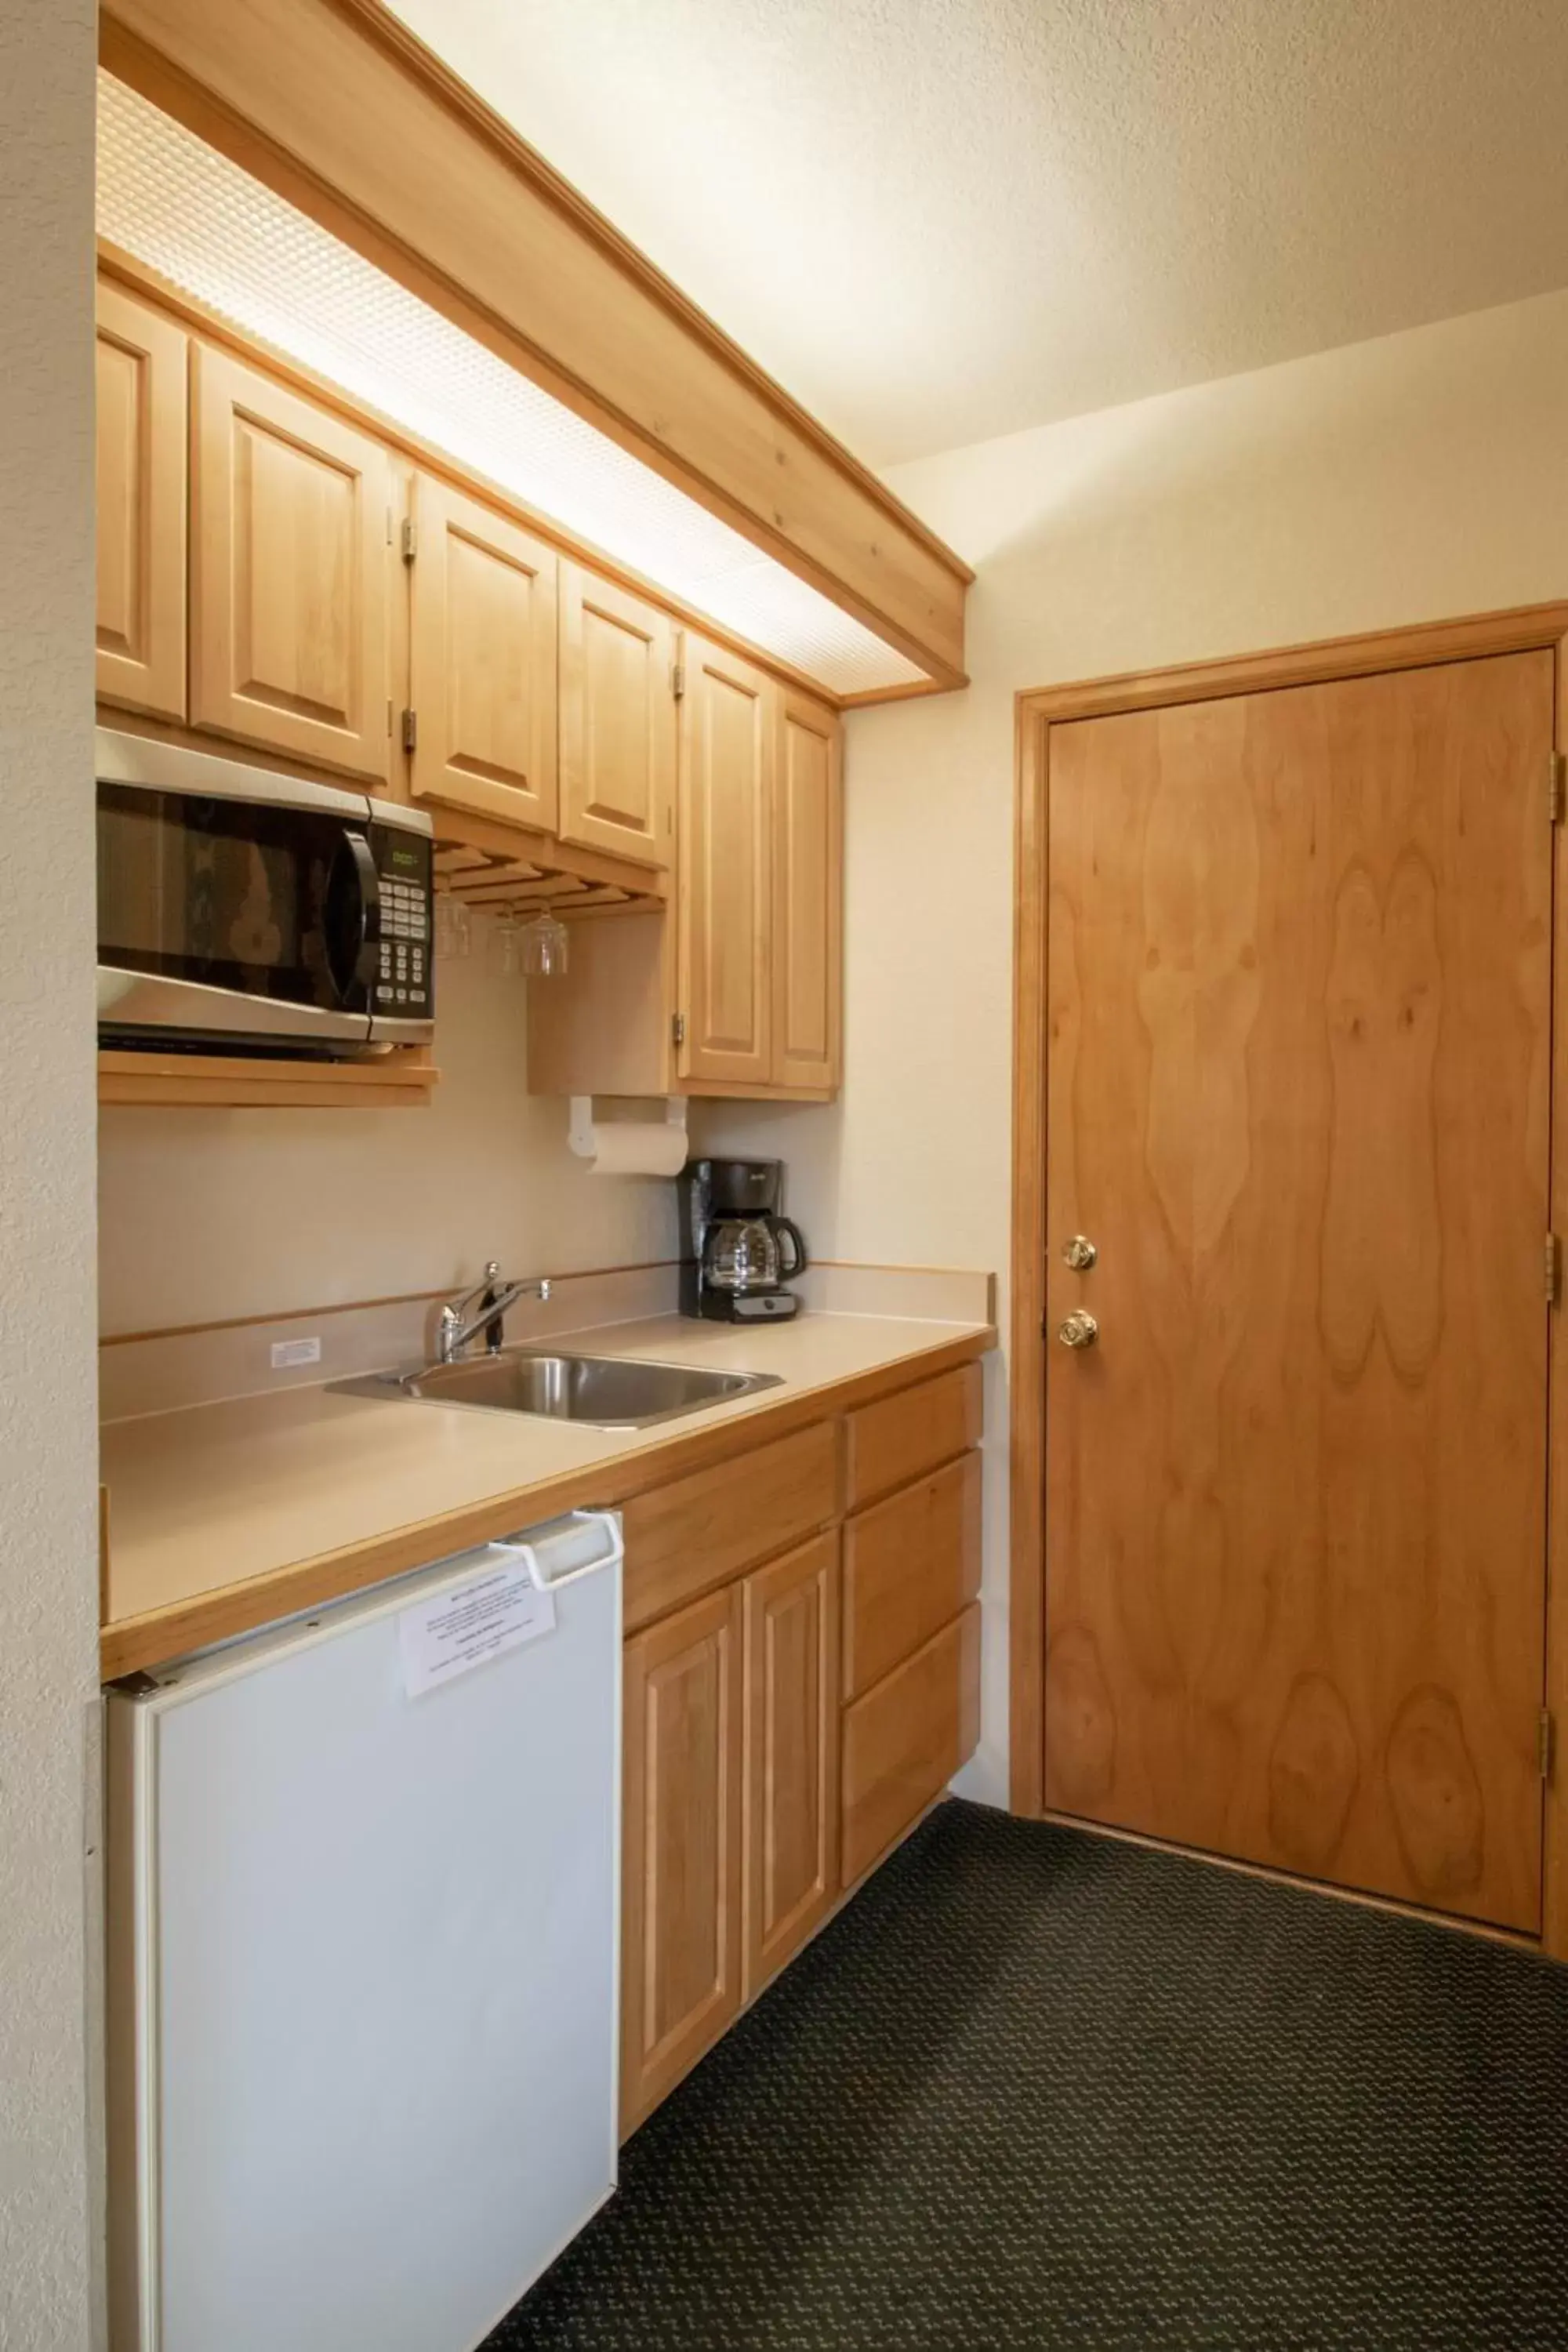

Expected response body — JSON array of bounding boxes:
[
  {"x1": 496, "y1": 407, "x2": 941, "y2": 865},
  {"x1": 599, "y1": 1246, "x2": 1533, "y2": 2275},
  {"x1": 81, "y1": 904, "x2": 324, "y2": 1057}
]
[{"x1": 100, "y1": 1307, "x2": 994, "y2": 1679}]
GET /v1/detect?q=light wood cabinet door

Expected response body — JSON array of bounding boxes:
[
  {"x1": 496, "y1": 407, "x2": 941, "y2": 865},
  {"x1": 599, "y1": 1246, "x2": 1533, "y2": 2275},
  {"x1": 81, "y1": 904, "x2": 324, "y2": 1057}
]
[
  {"x1": 743, "y1": 1531, "x2": 840, "y2": 1999},
  {"x1": 96, "y1": 282, "x2": 187, "y2": 720},
  {"x1": 408, "y1": 473, "x2": 557, "y2": 833},
  {"x1": 773, "y1": 687, "x2": 843, "y2": 1091},
  {"x1": 191, "y1": 345, "x2": 390, "y2": 779},
  {"x1": 621, "y1": 1581, "x2": 744, "y2": 2133},
  {"x1": 677, "y1": 637, "x2": 773, "y2": 1086},
  {"x1": 558, "y1": 562, "x2": 674, "y2": 867}
]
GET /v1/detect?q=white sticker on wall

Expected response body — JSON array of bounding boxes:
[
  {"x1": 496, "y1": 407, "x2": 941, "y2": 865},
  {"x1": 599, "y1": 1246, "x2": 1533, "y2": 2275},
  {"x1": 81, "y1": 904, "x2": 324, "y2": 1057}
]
[
  {"x1": 270, "y1": 1336, "x2": 322, "y2": 1369},
  {"x1": 398, "y1": 1562, "x2": 557, "y2": 1699}
]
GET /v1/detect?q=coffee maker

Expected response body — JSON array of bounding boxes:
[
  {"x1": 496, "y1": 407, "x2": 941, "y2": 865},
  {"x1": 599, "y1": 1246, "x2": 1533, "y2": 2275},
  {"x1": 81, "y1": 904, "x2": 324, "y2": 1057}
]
[{"x1": 678, "y1": 1157, "x2": 809, "y2": 1322}]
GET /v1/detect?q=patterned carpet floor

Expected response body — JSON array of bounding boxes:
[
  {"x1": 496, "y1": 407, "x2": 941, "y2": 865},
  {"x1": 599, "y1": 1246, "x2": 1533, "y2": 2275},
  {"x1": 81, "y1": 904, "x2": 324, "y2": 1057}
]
[{"x1": 486, "y1": 1799, "x2": 1568, "y2": 2350}]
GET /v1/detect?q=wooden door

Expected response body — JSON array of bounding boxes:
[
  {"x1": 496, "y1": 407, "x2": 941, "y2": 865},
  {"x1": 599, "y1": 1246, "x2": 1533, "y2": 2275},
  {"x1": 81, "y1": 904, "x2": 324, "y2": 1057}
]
[
  {"x1": 621, "y1": 1582, "x2": 744, "y2": 2132},
  {"x1": 191, "y1": 345, "x2": 390, "y2": 780},
  {"x1": 408, "y1": 474, "x2": 557, "y2": 834},
  {"x1": 678, "y1": 638, "x2": 773, "y2": 1086},
  {"x1": 558, "y1": 561, "x2": 674, "y2": 866},
  {"x1": 96, "y1": 282, "x2": 187, "y2": 720},
  {"x1": 772, "y1": 688, "x2": 843, "y2": 1091},
  {"x1": 1043, "y1": 651, "x2": 1554, "y2": 1933},
  {"x1": 742, "y1": 1532, "x2": 840, "y2": 1998}
]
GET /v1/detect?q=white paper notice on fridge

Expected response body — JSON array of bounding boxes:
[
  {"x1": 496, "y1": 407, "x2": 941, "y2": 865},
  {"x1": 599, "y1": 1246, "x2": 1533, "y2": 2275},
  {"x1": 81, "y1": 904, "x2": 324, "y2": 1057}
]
[{"x1": 398, "y1": 1561, "x2": 557, "y2": 1699}]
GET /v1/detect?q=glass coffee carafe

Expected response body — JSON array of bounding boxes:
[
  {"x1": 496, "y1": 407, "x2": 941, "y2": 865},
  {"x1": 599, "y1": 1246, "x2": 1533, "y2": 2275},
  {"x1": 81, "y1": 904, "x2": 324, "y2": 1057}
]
[{"x1": 702, "y1": 1214, "x2": 808, "y2": 1295}]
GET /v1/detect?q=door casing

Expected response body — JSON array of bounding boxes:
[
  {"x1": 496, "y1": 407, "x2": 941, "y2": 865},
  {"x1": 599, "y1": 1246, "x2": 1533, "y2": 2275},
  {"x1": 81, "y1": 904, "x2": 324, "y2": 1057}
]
[{"x1": 1009, "y1": 599, "x2": 1568, "y2": 1958}]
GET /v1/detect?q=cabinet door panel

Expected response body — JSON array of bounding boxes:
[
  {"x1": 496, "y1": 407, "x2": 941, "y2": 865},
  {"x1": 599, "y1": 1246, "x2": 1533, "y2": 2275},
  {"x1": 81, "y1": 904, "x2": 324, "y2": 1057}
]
[
  {"x1": 774, "y1": 688, "x2": 842, "y2": 1091},
  {"x1": 559, "y1": 563, "x2": 673, "y2": 866},
  {"x1": 96, "y1": 283, "x2": 187, "y2": 720},
  {"x1": 743, "y1": 1532, "x2": 840, "y2": 1998},
  {"x1": 409, "y1": 475, "x2": 557, "y2": 833},
  {"x1": 678, "y1": 638, "x2": 772, "y2": 1084},
  {"x1": 621, "y1": 1583, "x2": 744, "y2": 2133},
  {"x1": 191, "y1": 346, "x2": 390, "y2": 779}
]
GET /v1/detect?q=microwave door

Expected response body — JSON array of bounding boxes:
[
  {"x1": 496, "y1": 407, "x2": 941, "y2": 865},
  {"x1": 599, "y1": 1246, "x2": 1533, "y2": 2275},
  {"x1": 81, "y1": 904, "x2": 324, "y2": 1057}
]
[{"x1": 97, "y1": 783, "x2": 377, "y2": 1049}]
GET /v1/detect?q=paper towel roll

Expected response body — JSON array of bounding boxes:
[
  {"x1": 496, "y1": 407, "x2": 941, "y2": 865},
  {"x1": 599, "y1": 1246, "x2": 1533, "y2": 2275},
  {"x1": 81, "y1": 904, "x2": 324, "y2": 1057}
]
[{"x1": 581, "y1": 1119, "x2": 688, "y2": 1178}]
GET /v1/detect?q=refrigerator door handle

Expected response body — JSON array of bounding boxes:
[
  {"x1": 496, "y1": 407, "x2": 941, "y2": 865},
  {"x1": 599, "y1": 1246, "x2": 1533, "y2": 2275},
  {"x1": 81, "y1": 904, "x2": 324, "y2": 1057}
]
[{"x1": 492, "y1": 1511, "x2": 625, "y2": 1591}]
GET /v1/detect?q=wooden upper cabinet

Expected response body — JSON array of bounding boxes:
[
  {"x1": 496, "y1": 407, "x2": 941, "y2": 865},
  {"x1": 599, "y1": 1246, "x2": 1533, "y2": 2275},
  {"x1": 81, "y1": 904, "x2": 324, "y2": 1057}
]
[
  {"x1": 191, "y1": 345, "x2": 391, "y2": 781},
  {"x1": 96, "y1": 282, "x2": 187, "y2": 721},
  {"x1": 557, "y1": 562, "x2": 675, "y2": 868},
  {"x1": 773, "y1": 688, "x2": 843, "y2": 1092},
  {"x1": 621, "y1": 1581, "x2": 744, "y2": 2135},
  {"x1": 677, "y1": 637, "x2": 774, "y2": 1087},
  {"x1": 408, "y1": 473, "x2": 558, "y2": 833}
]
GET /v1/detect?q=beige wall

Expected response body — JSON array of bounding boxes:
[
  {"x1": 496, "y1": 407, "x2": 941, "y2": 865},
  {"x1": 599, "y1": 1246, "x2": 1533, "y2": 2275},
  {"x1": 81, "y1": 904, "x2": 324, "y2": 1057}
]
[
  {"x1": 0, "y1": 0, "x2": 100, "y2": 2343},
  {"x1": 697, "y1": 285, "x2": 1568, "y2": 1808},
  {"x1": 98, "y1": 929, "x2": 679, "y2": 1335}
]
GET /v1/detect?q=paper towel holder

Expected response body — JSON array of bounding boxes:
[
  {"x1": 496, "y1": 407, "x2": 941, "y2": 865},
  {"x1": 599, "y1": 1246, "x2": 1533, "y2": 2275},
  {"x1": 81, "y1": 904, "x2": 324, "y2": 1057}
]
[{"x1": 568, "y1": 1094, "x2": 688, "y2": 1165}]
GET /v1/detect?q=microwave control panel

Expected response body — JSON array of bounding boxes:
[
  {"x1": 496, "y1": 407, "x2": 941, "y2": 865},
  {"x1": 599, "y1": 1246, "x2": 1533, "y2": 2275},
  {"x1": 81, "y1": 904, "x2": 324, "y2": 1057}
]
[{"x1": 371, "y1": 825, "x2": 434, "y2": 1023}]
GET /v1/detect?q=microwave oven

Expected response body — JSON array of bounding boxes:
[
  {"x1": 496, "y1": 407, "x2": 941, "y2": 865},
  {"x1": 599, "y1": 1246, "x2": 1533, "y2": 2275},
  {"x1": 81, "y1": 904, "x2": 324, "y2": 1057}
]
[{"x1": 96, "y1": 728, "x2": 434, "y2": 1055}]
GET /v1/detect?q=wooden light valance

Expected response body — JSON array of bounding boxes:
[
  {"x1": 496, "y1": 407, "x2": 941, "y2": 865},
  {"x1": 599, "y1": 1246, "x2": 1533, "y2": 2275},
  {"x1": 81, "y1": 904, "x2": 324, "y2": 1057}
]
[{"x1": 100, "y1": 0, "x2": 971, "y2": 699}]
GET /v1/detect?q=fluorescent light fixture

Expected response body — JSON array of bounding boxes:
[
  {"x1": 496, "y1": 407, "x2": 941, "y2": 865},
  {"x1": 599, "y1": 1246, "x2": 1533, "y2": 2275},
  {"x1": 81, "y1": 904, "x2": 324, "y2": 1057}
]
[{"x1": 96, "y1": 71, "x2": 926, "y2": 699}]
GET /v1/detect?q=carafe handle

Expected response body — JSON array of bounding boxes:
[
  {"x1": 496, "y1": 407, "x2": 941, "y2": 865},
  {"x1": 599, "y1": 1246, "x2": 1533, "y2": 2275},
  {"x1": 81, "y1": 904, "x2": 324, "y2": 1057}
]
[{"x1": 776, "y1": 1218, "x2": 808, "y2": 1278}]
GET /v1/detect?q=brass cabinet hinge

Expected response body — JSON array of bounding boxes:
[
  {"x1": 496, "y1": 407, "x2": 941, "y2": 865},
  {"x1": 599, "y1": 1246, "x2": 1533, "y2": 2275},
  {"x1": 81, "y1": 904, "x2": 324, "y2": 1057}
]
[
  {"x1": 401, "y1": 516, "x2": 418, "y2": 561},
  {"x1": 401, "y1": 708, "x2": 418, "y2": 753},
  {"x1": 1551, "y1": 752, "x2": 1566, "y2": 824},
  {"x1": 671, "y1": 1011, "x2": 686, "y2": 1050},
  {"x1": 1548, "y1": 1232, "x2": 1561, "y2": 1305},
  {"x1": 1541, "y1": 1708, "x2": 1555, "y2": 1783},
  {"x1": 671, "y1": 660, "x2": 686, "y2": 701}
]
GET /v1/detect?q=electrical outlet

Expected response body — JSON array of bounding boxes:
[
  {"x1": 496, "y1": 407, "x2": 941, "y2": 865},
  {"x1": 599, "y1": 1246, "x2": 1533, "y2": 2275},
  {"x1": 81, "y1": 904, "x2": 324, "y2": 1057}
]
[{"x1": 270, "y1": 1336, "x2": 323, "y2": 1370}]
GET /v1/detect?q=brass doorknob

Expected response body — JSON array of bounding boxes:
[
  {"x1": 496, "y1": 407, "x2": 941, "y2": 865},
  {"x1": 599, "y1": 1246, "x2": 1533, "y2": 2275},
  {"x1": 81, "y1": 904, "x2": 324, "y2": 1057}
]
[
  {"x1": 1058, "y1": 1309, "x2": 1099, "y2": 1350},
  {"x1": 1062, "y1": 1235, "x2": 1098, "y2": 1272}
]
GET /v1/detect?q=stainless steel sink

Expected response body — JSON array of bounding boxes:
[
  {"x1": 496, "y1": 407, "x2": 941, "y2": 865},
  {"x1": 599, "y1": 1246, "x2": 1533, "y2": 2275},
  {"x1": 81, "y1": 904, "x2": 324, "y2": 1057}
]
[{"x1": 332, "y1": 1348, "x2": 782, "y2": 1429}]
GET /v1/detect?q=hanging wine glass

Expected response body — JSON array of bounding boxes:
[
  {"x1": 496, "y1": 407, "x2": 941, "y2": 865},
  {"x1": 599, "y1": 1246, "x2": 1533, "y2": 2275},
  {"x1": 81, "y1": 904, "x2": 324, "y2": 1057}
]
[
  {"x1": 433, "y1": 891, "x2": 472, "y2": 962},
  {"x1": 518, "y1": 904, "x2": 569, "y2": 978},
  {"x1": 488, "y1": 910, "x2": 525, "y2": 978}
]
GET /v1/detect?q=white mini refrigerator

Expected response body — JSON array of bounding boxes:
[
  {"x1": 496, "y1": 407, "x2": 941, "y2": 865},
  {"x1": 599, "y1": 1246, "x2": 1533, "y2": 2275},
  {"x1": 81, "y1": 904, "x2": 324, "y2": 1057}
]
[{"x1": 105, "y1": 1513, "x2": 623, "y2": 2352}]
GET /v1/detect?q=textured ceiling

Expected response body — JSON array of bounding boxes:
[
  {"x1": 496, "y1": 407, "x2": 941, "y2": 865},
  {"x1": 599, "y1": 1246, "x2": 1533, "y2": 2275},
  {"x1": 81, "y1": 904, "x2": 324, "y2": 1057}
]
[{"x1": 386, "y1": 0, "x2": 1568, "y2": 466}]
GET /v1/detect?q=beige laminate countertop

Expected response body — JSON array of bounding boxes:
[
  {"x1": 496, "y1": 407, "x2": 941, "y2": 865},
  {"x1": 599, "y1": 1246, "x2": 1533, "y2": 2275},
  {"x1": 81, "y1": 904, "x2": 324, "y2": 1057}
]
[{"x1": 101, "y1": 1308, "x2": 993, "y2": 1679}]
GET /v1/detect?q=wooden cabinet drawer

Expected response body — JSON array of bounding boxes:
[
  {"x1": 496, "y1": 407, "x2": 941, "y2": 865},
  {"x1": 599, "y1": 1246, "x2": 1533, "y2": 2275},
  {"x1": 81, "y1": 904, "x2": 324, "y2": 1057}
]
[
  {"x1": 843, "y1": 1450, "x2": 981, "y2": 1703},
  {"x1": 844, "y1": 1361, "x2": 982, "y2": 1513},
  {"x1": 622, "y1": 1417, "x2": 839, "y2": 1635},
  {"x1": 841, "y1": 1604, "x2": 981, "y2": 1886}
]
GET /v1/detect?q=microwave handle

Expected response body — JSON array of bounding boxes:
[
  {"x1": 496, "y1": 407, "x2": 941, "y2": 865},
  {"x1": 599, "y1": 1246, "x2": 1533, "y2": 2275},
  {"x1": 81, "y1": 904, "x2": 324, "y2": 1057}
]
[{"x1": 343, "y1": 828, "x2": 382, "y2": 993}]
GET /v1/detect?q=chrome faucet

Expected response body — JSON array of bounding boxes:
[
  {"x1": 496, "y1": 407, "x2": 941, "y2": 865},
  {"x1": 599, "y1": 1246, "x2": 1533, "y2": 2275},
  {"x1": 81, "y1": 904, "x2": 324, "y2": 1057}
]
[{"x1": 436, "y1": 1261, "x2": 551, "y2": 1363}]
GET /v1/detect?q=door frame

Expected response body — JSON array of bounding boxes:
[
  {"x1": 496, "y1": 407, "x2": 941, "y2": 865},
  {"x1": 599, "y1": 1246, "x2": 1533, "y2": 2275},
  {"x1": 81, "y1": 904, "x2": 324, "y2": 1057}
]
[{"x1": 1009, "y1": 598, "x2": 1568, "y2": 1955}]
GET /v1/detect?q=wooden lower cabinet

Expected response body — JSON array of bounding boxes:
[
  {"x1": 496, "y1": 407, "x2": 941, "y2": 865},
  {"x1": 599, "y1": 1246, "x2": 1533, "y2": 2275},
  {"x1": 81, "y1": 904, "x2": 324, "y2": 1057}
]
[
  {"x1": 743, "y1": 1532, "x2": 840, "y2": 2000},
  {"x1": 842, "y1": 1605, "x2": 982, "y2": 1887},
  {"x1": 619, "y1": 1370, "x2": 986, "y2": 2133},
  {"x1": 621, "y1": 1582, "x2": 745, "y2": 2136},
  {"x1": 842, "y1": 1451, "x2": 982, "y2": 1703}
]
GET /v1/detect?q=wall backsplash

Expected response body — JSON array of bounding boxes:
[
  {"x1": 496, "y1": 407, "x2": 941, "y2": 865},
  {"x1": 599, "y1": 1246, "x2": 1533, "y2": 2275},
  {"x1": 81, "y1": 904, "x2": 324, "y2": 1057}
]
[{"x1": 97, "y1": 926, "x2": 681, "y2": 1336}]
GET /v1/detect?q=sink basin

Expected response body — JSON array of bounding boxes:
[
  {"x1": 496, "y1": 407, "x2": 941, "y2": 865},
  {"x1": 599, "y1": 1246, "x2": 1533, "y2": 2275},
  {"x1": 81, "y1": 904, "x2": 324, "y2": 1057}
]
[{"x1": 333, "y1": 1348, "x2": 782, "y2": 1430}]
